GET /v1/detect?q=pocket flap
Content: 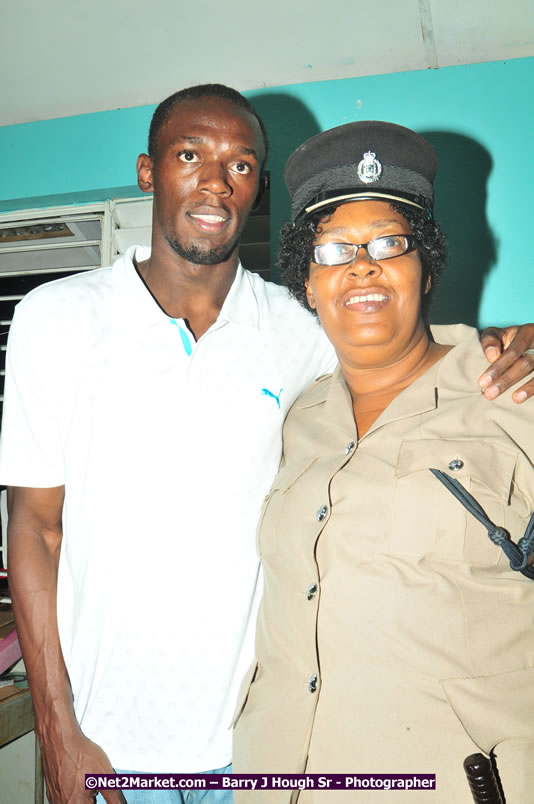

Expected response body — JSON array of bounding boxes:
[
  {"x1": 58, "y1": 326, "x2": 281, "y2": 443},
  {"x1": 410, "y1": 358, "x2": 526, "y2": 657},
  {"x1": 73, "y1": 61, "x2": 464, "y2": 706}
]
[
  {"x1": 269, "y1": 457, "x2": 318, "y2": 495},
  {"x1": 396, "y1": 439, "x2": 517, "y2": 503}
]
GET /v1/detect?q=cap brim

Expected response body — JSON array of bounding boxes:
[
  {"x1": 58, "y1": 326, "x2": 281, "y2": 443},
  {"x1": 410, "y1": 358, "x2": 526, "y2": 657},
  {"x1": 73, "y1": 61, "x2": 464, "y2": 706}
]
[{"x1": 297, "y1": 191, "x2": 430, "y2": 222}]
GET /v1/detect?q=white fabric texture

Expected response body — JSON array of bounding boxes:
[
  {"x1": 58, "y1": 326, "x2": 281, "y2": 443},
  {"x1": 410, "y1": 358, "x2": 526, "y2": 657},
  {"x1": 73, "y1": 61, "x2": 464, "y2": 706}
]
[{"x1": 0, "y1": 246, "x2": 337, "y2": 772}]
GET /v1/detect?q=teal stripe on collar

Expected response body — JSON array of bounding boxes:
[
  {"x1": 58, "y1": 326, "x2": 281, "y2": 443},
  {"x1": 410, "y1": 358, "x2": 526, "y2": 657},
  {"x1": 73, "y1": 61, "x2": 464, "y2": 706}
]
[{"x1": 170, "y1": 318, "x2": 193, "y2": 356}]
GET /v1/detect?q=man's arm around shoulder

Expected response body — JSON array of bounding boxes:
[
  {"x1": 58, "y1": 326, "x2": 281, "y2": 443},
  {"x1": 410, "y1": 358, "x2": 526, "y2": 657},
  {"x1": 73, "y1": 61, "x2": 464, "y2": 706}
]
[{"x1": 7, "y1": 486, "x2": 125, "y2": 804}]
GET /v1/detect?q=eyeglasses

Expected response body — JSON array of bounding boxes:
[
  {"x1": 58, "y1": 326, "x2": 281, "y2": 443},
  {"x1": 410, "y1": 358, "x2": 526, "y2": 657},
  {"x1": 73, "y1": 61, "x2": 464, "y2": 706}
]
[{"x1": 313, "y1": 234, "x2": 418, "y2": 266}]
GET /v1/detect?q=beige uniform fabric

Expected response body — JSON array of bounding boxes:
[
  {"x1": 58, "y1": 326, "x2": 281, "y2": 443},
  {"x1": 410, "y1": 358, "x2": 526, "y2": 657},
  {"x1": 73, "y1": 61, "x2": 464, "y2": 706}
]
[{"x1": 232, "y1": 325, "x2": 534, "y2": 803}]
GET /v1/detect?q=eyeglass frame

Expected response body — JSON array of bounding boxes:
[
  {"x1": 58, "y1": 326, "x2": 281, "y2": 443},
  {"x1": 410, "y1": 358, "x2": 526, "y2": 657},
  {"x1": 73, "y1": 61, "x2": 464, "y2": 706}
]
[{"x1": 312, "y1": 234, "x2": 419, "y2": 266}]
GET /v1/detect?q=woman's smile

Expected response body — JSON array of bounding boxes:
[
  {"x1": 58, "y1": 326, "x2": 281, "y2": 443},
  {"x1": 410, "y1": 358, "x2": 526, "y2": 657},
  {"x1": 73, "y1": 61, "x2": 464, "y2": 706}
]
[{"x1": 341, "y1": 286, "x2": 391, "y2": 312}]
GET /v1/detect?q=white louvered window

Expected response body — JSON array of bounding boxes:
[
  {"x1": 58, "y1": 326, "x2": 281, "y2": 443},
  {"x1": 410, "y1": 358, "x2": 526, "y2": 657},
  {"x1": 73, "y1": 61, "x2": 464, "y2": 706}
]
[{"x1": 111, "y1": 196, "x2": 153, "y2": 256}]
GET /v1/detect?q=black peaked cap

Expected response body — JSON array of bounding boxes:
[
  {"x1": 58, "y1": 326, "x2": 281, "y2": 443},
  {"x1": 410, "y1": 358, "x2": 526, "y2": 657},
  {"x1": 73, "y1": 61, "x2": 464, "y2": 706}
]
[{"x1": 284, "y1": 120, "x2": 438, "y2": 222}]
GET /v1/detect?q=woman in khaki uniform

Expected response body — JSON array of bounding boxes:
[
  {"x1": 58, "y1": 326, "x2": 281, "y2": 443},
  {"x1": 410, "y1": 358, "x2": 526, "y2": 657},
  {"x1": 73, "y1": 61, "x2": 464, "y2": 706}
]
[{"x1": 232, "y1": 122, "x2": 534, "y2": 802}]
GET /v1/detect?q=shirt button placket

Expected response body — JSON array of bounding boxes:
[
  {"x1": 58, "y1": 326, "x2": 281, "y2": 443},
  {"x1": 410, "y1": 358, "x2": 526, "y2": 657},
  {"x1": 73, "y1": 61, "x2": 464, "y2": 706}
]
[
  {"x1": 316, "y1": 504, "x2": 328, "y2": 522},
  {"x1": 306, "y1": 583, "x2": 318, "y2": 600},
  {"x1": 309, "y1": 460, "x2": 337, "y2": 703}
]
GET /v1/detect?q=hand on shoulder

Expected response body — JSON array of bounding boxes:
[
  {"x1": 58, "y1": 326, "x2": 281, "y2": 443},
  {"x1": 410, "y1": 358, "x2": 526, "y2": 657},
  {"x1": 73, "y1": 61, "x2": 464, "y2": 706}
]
[{"x1": 479, "y1": 324, "x2": 534, "y2": 403}]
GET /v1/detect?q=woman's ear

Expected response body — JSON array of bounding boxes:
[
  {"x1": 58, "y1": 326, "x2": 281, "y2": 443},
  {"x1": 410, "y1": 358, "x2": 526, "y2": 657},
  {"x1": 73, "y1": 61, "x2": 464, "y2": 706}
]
[
  {"x1": 305, "y1": 279, "x2": 316, "y2": 309},
  {"x1": 424, "y1": 275, "x2": 432, "y2": 295}
]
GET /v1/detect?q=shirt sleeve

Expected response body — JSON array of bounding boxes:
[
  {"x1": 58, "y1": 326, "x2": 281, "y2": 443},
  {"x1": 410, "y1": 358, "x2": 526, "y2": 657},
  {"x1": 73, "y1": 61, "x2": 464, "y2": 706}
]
[{"x1": 0, "y1": 294, "x2": 65, "y2": 487}]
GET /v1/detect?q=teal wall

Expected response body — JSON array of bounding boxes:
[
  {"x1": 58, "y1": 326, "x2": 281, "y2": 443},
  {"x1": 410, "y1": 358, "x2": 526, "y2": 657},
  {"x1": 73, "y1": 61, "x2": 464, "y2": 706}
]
[
  {"x1": 0, "y1": 105, "x2": 151, "y2": 209},
  {"x1": 1, "y1": 57, "x2": 532, "y2": 327}
]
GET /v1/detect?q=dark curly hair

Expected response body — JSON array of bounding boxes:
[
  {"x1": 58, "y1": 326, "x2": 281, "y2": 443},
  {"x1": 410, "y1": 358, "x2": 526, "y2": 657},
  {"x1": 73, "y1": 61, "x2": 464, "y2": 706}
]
[
  {"x1": 148, "y1": 83, "x2": 269, "y2": 170},
  {"x1": 279, "y1": 202, "x2": 447, "y2": 321}
]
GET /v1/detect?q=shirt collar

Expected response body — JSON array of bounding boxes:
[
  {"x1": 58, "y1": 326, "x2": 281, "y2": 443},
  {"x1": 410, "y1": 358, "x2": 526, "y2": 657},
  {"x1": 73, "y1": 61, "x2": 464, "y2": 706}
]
[
  {"x1": 112, "y1": 245, "x2": 260, "y2": 331},
  {"x1": 305, "y1": 362, "x2": 437, "y2": 441},
  {"x1": 217, "y1": 262, "x2": 260, "y2": 330},
  {"x1": 112, "y1": 245, "x2": 166, "y2": 330},
  {"x1": 295, "y1": 324, "x2": 481, "y2": 438},
  {"x1": 295, "y1": 366, "x2": 356, "y2": 438}
]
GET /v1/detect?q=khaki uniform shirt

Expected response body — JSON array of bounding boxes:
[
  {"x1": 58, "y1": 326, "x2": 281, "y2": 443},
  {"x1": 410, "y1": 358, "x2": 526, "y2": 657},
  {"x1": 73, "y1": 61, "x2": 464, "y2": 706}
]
[{"x1": 232, "y1": 325, "x2": 534, "y2": 803}]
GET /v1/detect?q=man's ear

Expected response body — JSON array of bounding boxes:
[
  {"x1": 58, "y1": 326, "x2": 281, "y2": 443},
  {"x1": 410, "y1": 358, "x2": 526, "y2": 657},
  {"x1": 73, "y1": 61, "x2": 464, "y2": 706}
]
[
  {"x1": 252, "y1": 174, "x2": 268, "y2": 211},
  {"x1": 137, "y1": 154, "x2": 154, "y2": 194},
  {"x1": 305, "y1": 279, "x2": 316, "y2": 309}
]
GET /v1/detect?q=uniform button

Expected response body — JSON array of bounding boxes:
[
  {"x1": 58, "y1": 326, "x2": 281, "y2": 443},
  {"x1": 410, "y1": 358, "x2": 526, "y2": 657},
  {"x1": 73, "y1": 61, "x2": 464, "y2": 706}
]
[
  {"x1": 316, "y1": 505, "x2": 328, "y2": 521},
  {"x1": 345, "y1": 440, "x2": 356, "y2": 455},
  {"x1": 448, "y1": 459, "x2": 464, "y2": 471},
  {"x1": 308, "y1": 674, "x2": 318, "y2": 693},
  {"x1": 306, "y1": 583, "x2": 318, "y2": 600}
]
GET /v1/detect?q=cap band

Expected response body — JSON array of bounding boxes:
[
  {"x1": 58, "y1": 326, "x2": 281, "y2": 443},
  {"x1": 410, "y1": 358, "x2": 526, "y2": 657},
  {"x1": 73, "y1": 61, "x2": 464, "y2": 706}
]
[
  {"x1": 291, "y1": 163, "x2": 433, "y2": 221},
  {"x1": 301, "y1": 192, "x2": 427, "y2": 220}
]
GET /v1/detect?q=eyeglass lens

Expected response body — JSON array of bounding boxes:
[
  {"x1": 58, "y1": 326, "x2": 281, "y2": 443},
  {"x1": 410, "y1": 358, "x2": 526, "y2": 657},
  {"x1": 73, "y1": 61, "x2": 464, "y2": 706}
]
[{"x1": 314, "y1": 235, "x2": 414, "y2": 266}]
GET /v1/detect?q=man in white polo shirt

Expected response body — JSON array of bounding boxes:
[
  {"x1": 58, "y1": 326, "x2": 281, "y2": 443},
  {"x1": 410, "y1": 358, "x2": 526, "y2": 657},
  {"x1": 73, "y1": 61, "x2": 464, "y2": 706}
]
[{"x1": 1, "y1": 84, "x2": 533, "y2": 804}]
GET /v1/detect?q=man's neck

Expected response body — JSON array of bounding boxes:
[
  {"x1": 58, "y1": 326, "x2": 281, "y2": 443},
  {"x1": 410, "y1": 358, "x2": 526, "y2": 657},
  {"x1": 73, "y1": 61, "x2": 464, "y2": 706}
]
[{"x1": 136, "y1": 241, "x2": 239, "y2": 340}]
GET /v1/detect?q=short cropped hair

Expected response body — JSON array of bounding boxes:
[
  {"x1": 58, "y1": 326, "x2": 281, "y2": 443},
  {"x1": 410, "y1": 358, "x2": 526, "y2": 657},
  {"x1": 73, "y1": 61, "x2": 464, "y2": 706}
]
[
  {"x1": 279, "y1": 203, "x2": 447, "y2": 321},
  {"x1": 148, "y1": 83, "x2": 269, "y2": 168}
]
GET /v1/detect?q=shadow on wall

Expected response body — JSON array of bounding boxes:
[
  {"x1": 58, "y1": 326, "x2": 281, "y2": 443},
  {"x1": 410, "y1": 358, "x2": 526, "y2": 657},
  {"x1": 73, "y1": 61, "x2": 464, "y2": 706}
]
[
  {"x1": 244, "y1": 97, "x2": 496, "y2": 329},
  {"x1": 422, "y1": 131, "x2": 496, "y2": 328},
  {"x1": 248, "y1": 93, "x2": 321, "y2": 280}
]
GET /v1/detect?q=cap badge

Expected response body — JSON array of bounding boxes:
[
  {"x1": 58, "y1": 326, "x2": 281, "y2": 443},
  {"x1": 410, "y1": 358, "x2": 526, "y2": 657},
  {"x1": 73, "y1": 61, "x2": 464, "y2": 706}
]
[{"x1": 357, "y1": 151, "x2": 382, "y2": 184}]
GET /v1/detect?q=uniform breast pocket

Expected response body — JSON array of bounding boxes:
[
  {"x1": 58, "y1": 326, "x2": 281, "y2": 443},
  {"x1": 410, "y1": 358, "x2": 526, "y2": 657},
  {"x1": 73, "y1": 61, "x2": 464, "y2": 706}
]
[
  {"x1": 389, "y1": 439, "x2": 518, "y2": 565},
  {"x1": 256, "y1": 457, "x2": 317, "y2": 558}
]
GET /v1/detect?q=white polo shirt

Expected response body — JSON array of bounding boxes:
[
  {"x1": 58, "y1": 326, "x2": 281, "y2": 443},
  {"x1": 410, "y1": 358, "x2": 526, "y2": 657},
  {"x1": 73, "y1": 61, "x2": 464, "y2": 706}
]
[{"x1": 0, "y1": 246, "x2": 336, "y2": 772}]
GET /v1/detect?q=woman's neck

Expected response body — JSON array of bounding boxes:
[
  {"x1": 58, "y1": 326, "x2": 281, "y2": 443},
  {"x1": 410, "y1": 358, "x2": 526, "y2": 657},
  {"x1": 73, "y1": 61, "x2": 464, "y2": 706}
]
[{"x1": 340, "y1": 333, "x2": 452, "y2": 437}]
